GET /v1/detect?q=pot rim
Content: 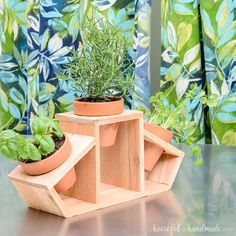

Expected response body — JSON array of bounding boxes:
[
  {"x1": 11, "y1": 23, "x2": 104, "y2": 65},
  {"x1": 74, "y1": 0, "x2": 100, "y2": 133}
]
[
  {"x1": 74, "y1": 97, "x2": 124, "y2": 105},
  {"x1": 19, "y1": 133, "x2": 69, "y2": 167},
  {"x1": 144, "y1": 122, "x2": 173, "y2": 134}
]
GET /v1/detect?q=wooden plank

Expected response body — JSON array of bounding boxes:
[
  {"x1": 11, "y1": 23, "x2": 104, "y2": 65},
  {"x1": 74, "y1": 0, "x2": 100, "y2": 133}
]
[
  {"x1": 59, "y1": 122, "x2": 78, "y2": 133},
  {"x1": 144, "y1": 180, "x2": 170, "y2": 196},
  {"x1": 64, "y1": 146, "x2": 100, "y2": 203},
  {"x1": 8, "y1": 134, "x2": 96, "y2": 189},
  {"x1": 144, "y1": 129, "x2": 185, "y2": 158},
  {"x1": 99, "y1": 183, "x2": 144, "y2": 208},
  {"x1": 10, "y1": 180, "x2": 68, "y2": 217},
  {"x1": 100, "y1": 119, "x2": 144, "y2": 192},
  {"x1": 100, "y1": 122, "x2": 129, "y2": 188},
  {"x1": 148, "y1": 154, "x2": 184, "y2": 186},
  {"x1": 59, "y1": 122, "x2": 96, "y2": 137},
  {"x1": 56, "y1": 110, "x2": 142, "y2": 125},
  {"x1": 61, "y1": 195, "x2": 98, "y2": 217},
  {"x1": 62, "y1": 181, "x2": 174, "y2": 218},
  {"x1": 62, "y1": 183, "x2": 145, "y2": 217},
  {"x1": 127, "y1": 118, "x2": 144, "y2": 191}
]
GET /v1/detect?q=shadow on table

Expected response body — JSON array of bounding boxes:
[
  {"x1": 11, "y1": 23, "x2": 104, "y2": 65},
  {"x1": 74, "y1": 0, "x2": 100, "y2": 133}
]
[{"x1": 17, "y1": 191, "x2": 185, "y2": 236}]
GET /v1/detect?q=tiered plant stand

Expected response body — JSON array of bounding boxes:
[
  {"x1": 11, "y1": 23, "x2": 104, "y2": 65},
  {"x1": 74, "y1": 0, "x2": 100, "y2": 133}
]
[{"x1": 8, "y1": 110, "x2": 185, "y2": 218}]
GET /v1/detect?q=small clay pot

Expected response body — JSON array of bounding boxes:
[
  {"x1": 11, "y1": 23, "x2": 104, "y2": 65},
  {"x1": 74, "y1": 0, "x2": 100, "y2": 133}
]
[
  {"x1": 100, "y1": 123, "x2": 119, "y2": 147},
  {"x1": 73, "y1": 97, "x2": 124, "y2": 116},
  {"x1": 73, "y1": 97, "x2": 124, "y2": 147},
  {"x1": 144, "y1": 122, "x2": 173, "y2": 172},
  {"x1": 54, "y1": 167, "x2": 76, "y2": 192},
  {"x1": 20, "y1": 134, "x2": 76, "y2": 192}
]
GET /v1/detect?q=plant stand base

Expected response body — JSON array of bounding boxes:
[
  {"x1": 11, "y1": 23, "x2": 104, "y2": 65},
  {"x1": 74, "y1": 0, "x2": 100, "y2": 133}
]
[{"x1": 8, "y1": 110, "x2": 185, "y2": 218}]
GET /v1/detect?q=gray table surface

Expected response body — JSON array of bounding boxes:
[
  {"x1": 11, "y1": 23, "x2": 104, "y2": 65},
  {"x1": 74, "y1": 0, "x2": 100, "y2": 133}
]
[{"x1": 0, "y1": 144, "x2": 236, "y2": 236}]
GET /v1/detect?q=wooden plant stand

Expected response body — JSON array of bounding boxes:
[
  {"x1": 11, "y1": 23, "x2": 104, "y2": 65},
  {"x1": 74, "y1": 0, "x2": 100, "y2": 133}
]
[{"x1": 8, "y1": 110, "x2": 184, "y2": 218}]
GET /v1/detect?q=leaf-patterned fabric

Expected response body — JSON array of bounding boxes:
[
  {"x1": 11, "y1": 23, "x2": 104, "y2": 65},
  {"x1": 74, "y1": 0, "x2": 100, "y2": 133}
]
[
  {"x1": 200, "y1": 0, "x2": 236, "y2": 145},
  {"x1": 161, "y1": 0, "x2": 236, "y2": 145},
  {"x1": 1, "y1": 0, "x2": 235, "y2": 146},
  {"x1": 0, "y1": 0, "x2": 150, "y2": 133}
]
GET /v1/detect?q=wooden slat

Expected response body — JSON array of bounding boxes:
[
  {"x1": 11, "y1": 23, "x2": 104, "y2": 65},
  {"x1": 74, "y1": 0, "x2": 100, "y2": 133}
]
[
  {"x1": 9, "y1": 134, "x2": 96, "y2": 189},
  {"x1": 144, "y1": 129, "x2": 185, "y2": 158},
  {"x1": 127, "y1": 118, "x2": 145, "y2": 191},
  {"x1": 148, "y1": 154, "x2": 184, "y2": 186},
  {"x1": 144, "y1": 180, "x2": 170, "y2": 196},
  {"x1": 10, "y1": 180, "x2": 68, "y2": 217},
  {"x1": 99, "y1": 183, "x2": 144, "y2": 209},
  {"x1": 64, "y1": 147, "x2": 100, "y2": 203},
  {"x1": 59, "y1": 122, "x2": 96, "y2": 137},
  {"x1": 62, "y1": 181, "x2": 174, "y2": 218},
  {"x1": 56, "y1": 110, "x2": 142, "y2": 125},
  {"x1": 100, "y1": 119, "x2": 144, "y2": 192}
]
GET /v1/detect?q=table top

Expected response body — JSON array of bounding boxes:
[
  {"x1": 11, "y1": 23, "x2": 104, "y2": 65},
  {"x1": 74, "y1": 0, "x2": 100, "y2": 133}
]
[{"x1": 1, "y1": 144, "x2": 236, "y2": 236}]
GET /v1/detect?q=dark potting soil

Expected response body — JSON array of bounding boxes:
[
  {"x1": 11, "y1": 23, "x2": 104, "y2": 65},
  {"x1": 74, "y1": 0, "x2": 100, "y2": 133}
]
[{"x1": 75, "y1": 96, "x2": 121, "y2": 103}]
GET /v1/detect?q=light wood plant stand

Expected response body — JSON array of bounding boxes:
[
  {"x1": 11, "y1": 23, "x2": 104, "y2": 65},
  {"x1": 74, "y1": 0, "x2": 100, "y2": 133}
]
[{"x1": 8, "y1": 110, "x2": 185, "y2": 218}]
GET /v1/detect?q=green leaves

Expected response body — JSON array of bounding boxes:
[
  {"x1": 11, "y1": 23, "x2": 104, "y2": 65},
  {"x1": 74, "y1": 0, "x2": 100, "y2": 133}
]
[
  {"x1": 0, "y1": 116, "x2": 64, "y2": 162},
  {"x1": 0, "y1": 145, "x2": 18, "y2": 160},
  {"x1": 216, "y1": 0, "x2": 232, "y2": 33},
  {"x1": 17, "y1": 140, "x2": 41, "y2": 161},
  {"x1": 183, "y1": 44, "x2": 200, "y2": 65},
  {"x1": 194, "y1": 158, "x2": 203, "y2": 167},
  {"x1": 217, "y1": 113, "x2": 236, "y2": 123},
  {"x1": 59, "y1": 19, "x2": 133, "y2": 100},
  {"x1": 201, "y1": 9, "x2": 216, "y2": 42},
  {"x1": 207, "y1": 94, "x2": 220, "y2": 107},
  {"x1": 40, "y1": 28, "x2": 50, "y2": 51},
  {"x1": 221, "y1": 130, "x2": 236, "y2": 146},
  {"x1": 9, "y1": 88, "x2": 24, "y2": 104},
  {"x1": 190, "y1": 145, "x2": 201, "y2": 156},
  {"x1": 139, "y1": 83, "x2": 217, "y2": 166},
  {"x1": 0, "y1": 130, "x2": 27, "y2": 161},
  {"x1": 92, "y1": 0, "x2": 117, "y2": 11},
  {"x1": 39, "y1": 83, "x2": 56, "y2": 103},
  {"x1": 165, "y1": 63, "x2": 183, "y2": 81},
  {"x1": 177, "y1": 22, "x2": 192, "y2": 52},
  {"x1": 69, "y1": 12, "x2": 79, "y2": 42},
  {"x1": 32, "y1": 116, "x2": 63, "y2": 138},
  {"x1": 174, "y1": 3, "x2": 194, "y2": 16},
  {"x1": 0, "y1": 71, "x2": 18, "y2": 84},
  {"x1": 46, "y1": 118, "x2": 63, "y2": 138},
  {"x1": 36, "y1": 135, "x2": 55, "y2": 156},
  {"x1": 9, "y1": 103, "x2": 21, "y2": 119},
  {"x1": 215, "y1": 92, "x2": 236, "y2": 124},
  {"x1": 32, "y1": 117, "x2": 47, "y2": 135},
  {"x1": 167, "y1": 21, "x2": 177, "y2": 49}
]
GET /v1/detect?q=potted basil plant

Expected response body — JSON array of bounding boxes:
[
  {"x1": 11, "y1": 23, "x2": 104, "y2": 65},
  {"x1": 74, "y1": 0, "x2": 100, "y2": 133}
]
[
  {"x1": 139, "y1": 84, "x2": 219, "y2": 171},
  {"x1": 58, "y1": 19, "x2": 133, "y2": 147},
  {"x1": 0, "y1": 116, "x2": 76, "y2": 192}
]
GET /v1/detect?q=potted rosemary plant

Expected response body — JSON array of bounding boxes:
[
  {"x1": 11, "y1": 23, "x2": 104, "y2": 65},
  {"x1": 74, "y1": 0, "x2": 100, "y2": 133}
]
[
  {"x1": 139, "y1": 84, "x2": 219, "y2": 171},
  {"x1": 59, "y1": 19, "x2": 133, "y2": 147},
  {"x1": 0, "y1": 116, "x2": 76, "y2": 192}
]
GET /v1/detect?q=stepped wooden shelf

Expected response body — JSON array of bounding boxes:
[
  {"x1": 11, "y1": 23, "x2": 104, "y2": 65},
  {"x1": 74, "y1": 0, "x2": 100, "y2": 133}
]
[{"x1": 8, "y1": 110, "x2": 185, "y2": 218}]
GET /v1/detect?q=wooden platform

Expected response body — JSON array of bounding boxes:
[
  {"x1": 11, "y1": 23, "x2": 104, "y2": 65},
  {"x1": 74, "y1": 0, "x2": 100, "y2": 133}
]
[{"x1": 8, "y1": 110, "x2": 184, "y2": 218}]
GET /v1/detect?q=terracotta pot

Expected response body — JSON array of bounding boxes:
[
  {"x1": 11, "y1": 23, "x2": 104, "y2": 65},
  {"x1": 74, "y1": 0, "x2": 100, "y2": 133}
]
[
  {"x1": 20, "y1": 134, "x2": 76, "y2": 192},
  {"x1": 54, "y1": 167, "x2": 76, "y2": 192},
  {"x1": 100, "y1": 123, "x2": 119, "y2": 147},
  {"x1": 73, "y1": 97, "x2": 124, "y2": 116},
  {"x1": 144, "y1": 122, "x2": 173, "y2": 172}
]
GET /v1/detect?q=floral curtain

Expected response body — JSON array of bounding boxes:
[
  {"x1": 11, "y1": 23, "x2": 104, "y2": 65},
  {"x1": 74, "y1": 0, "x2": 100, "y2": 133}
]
[
  {"x1": 161, "y1": 0, "x2": 236, "y2": 146},
  {"x1": 133, "y1": 0, "x2": 151, "y2": 108},
  {"x1": 0, "y1": 0, "x2": 149, "y2": 134},
  {"x1": 1, "y1": 0, "x2": 235, "y2": 146}
]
